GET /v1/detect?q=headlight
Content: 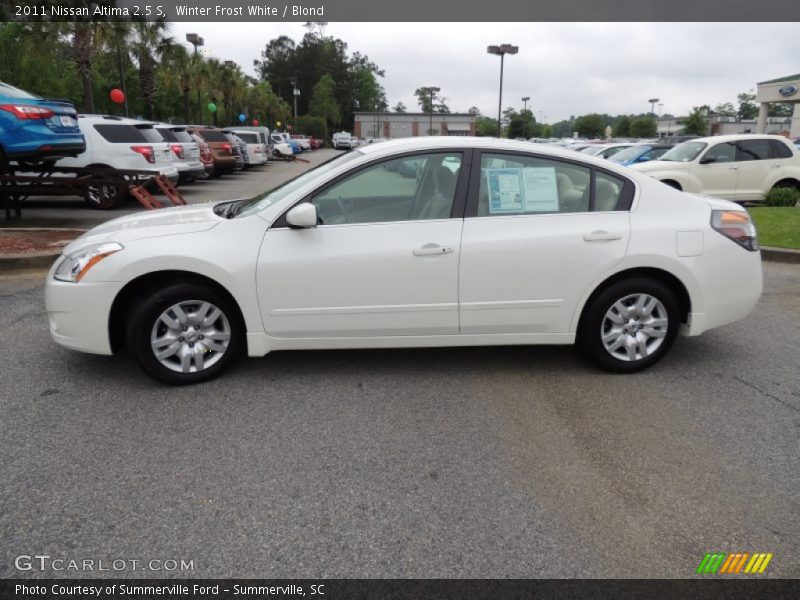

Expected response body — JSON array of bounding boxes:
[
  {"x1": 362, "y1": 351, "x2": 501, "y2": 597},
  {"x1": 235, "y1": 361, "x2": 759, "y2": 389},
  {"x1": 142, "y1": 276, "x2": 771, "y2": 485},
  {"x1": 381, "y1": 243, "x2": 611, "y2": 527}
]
[{"x1": 53, "y1": 242, "x2": 124, "y2": 282}]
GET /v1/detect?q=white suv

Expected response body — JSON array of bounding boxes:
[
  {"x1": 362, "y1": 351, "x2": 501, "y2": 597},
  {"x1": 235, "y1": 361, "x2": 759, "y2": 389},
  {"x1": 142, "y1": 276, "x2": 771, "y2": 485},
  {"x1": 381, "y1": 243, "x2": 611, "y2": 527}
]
[
  {"x1": 226, "y1": 129, "x2": 269, "y2": 165},
  {"x1": 59, "y1": 115, "x2": 179, "y2": 185},
  {"x1": 153, "y1": 124, "x2": 205, "y2": 183},
  {"x1": 632, "y1": 134, "x2": 800, "y2": 201},
  {"x1": 332, "y1": 131, "x2": 355, "y2": 150}
]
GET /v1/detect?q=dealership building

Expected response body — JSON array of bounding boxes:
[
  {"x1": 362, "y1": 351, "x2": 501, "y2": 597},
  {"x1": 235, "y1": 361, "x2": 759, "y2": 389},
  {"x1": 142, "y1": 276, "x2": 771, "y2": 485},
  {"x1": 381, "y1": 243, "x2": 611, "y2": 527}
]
[
  {"x1": 354, "y1": 112, "x2": 476, "y2": 139},
  {"x1": 756, "y1": 73, "x2": 800, "y2": 137}
]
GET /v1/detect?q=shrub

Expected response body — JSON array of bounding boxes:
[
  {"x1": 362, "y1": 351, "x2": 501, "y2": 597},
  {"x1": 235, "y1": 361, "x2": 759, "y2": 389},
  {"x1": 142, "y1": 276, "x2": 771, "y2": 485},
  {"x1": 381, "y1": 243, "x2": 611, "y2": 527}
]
[
  {"x1": 294, "y1": 115, "x2": 328, "y2": 142},
  {"x1": 765, "y1": 186, "x2": 800, "y2": 207}
]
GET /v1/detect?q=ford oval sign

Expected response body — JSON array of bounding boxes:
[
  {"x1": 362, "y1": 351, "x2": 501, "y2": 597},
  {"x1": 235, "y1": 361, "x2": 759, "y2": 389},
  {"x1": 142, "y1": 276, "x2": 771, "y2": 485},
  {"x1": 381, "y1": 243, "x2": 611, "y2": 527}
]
[{"x1": 778, "y1": 85, "x2": 798, "y2": 97}]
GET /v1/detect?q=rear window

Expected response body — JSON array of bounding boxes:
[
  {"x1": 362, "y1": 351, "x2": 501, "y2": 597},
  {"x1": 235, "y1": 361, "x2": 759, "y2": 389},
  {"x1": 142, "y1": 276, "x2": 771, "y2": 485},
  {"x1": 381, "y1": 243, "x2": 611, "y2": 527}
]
[
  {"x1": 235, "y1": 132, "x2": 259, "y2": 143},
  {"x1": 93, "y1": 124, "x2": 147, "y2": 143},
  {"x1": 770, "y1": 139, "x2": 794, "y2": 159},
  {"x1": 156, "y1": 128, "x2": 178, "y2": 142},
  {"x1": 135, "y1": 126, "x2": 165, "y2": 143},
  {"x1": 0, "y1": 82, "x2": 38, "y2": 99},
  {"x1": 172, "y1": 130, "x2": 194, "y2": 143},
  {"x1": 198, "y1": 129, "x2": 229, "y2": 142}
]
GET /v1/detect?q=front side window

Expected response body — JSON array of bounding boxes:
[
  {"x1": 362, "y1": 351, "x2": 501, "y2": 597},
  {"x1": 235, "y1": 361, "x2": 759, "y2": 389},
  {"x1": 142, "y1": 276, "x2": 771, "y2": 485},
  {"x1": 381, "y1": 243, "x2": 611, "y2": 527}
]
[
  {"x1": 703, "y1": 142, "x2": 736, "y2": 163},
  {"x1": 660, "y1": 141, "x2": 707, "y2": 162},
  {"x1": 737, "y1": 139, "x2": 773, "y2": 161},
  {"x1": 310, "y1": 153, "x2": 462, "y2": 225}
]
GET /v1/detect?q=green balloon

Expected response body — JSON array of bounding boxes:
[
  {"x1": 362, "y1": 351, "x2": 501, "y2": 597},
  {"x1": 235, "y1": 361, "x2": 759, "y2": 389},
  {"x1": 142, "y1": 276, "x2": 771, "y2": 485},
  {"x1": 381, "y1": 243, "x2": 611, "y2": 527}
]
[{"x1": 207, "y1": 103, "x2": 217, "y2": 113}]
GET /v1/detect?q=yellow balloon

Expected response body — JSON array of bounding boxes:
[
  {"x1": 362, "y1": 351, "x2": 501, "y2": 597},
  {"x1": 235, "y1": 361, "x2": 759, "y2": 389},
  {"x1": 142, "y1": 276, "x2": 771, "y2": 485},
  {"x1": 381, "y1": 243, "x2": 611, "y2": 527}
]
[{"x1": 276, "y1": 121, "x2": 281, "y2": 127}]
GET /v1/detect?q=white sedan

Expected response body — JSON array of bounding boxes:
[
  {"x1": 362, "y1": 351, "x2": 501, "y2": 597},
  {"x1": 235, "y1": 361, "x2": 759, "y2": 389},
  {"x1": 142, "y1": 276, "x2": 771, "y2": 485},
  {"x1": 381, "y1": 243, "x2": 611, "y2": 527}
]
[{"x1": 46, "y1": 137, "x2": 763, "y2": 385}]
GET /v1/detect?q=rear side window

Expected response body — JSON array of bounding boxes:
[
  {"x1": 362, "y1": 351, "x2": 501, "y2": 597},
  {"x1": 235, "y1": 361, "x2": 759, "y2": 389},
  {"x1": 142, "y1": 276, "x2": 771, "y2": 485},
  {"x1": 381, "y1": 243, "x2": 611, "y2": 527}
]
[
  {"x1": 198, "y1": 129, "x2": 228, "y2": 142},
  {"x1": 703, "y1": 142, "x2": 736, "y2": 163},
  {"x1": 93, "y1": 124, "x2": 146, "y2": 143},
  {"x1": 737, "y1": 139, "x2": 773, "y2": 161},
  {"x1": 770, "y1": 140, "x2": 794, "y2": 159},
  {"x1": 172, "y1": 130, "x2": 194, "y2": 143}
]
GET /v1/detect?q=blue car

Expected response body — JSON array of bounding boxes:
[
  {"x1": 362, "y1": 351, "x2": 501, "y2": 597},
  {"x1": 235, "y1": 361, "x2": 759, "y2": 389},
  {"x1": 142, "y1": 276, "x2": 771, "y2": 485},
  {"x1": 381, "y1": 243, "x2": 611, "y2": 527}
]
[
  {"x1": 0, "y1": 81, "x2": 85, "y2": 164},
  {"x1": 608, "y1": 143, "x2": 674, "y2": 167}
]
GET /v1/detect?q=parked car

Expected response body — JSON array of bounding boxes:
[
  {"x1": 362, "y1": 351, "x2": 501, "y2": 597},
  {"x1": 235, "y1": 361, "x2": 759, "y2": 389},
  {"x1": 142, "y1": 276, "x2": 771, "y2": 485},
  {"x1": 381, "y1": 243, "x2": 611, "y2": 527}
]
[
  {"x1": 228, "y1": 126, "x2": 271, "y2": 162},
  {"x1": 607, "y1": 143, "x2": 675, "y2": 166},
  {"x1": 190, "y1": 133, "x2": 214, "y2": 178},
  {"x1": 631, "y1": 134, "x2": 800, "y2": 201},
  {"x1": 57, "y1": 115, "x2": 179, "y2": 207},
  {"x1": 153, "y1": 124, "x2": 205, "y2": 183},
  {"x1": 222, "y1": 132, "x2": 246, "y2": 170},
  {"x1": 225, "y1": 129, "x2": 268, "y2": 166},
  {"x1": 290, "y1": 134, "x2": 312, "y2": 151},
  {"x1": 0, "y1": 80, "x2": 85, "y2": 164},
  {"x1": 332, "y1": 131, "x2": 356, "y2": 150},
  {"x1": 185, "y1": 126, "x2": 236, "y2": 176},
  {"x1": 307, "y1": 136, "x2": 322, "y2": 150},
  {"x1": 277, "y1": 132, "x2": 303, "y2": 153},
  {"x1": 579, "y1": 143, "x2": 633, "y2": 159},
  {"x1": 271, "y1": 133, "x2": 300, "y2": 156},
  {"x1": 46, "y1": 137, "x2": 762, "y2": 385}
]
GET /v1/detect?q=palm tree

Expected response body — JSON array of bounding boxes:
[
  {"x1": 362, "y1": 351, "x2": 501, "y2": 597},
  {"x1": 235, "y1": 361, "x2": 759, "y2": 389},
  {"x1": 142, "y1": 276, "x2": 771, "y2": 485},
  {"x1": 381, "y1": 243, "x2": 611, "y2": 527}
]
[
  {"x1": 131, "y1": 21, "x2": 173, "y2": 120},
  {"x1": 161, "y1": 44, "x2": 193, "y2": 123},
  {"x1": 65, "y1": 23, "x2": 102, "y2": 113},
  {"x1": 97, "y1": 22, "x2": 134, "y2": 116}
]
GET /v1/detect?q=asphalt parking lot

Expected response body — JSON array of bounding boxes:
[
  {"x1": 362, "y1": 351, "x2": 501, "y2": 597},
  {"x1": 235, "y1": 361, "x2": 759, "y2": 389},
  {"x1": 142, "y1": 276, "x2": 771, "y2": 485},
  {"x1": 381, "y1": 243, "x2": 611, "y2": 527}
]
[
  {"x1": 0, "y1": 256, "x2": 797, "y2": 579},
  {"x1": 3, "y1": 149, "x2": 341, "y2": 230}
]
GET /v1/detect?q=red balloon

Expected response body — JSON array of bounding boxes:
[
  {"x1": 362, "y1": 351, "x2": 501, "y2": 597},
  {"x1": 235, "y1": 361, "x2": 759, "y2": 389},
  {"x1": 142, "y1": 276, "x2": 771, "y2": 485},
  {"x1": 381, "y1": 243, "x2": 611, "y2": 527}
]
[
  {"x1": 109, "y1": 88, "x2": 125, "y2": 104},
  {"x1": 252, "y1": 119, "x2": 259, "y2": 126}
]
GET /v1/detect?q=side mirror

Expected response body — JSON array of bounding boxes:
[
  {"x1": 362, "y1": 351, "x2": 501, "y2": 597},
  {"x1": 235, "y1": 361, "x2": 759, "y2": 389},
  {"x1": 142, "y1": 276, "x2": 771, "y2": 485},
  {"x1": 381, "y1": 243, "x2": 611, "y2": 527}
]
[
  {"x1": 286, "y1": 203, "x2": 318, "y2": 228},
  {"x1": 699, "y1": 156, "x2": 716, "y2": 164},
  {"x1": 636, "y1": 155, "x2": 651, "y2": 163}
]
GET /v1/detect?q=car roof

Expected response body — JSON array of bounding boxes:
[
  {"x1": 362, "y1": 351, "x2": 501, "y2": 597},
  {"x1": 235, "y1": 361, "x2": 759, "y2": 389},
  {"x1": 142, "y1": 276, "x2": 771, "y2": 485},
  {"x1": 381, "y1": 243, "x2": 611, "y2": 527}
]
[
  {"x1": 78, "y1": 114, "x2": 155, "y2": 126},
  {"x1": 689, "y1": 133, "x2": 792, "y2": 144}
]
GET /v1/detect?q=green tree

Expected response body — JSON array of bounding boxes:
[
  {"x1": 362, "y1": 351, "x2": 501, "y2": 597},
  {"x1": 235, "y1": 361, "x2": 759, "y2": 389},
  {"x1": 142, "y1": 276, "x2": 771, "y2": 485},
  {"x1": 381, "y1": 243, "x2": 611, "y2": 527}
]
[
  {"x1": 682, "y1": 107, "x2": 708, "y2": 136},
  {"x1": 629, "y1": 116, "x2": 657, "y2": 138},
  {"x1": 573, "y1": 114, "x2": 605, "y2": 138},
  {"x1": 475, "y1": 116, "x2": 500, "y2": 137},
  {"x1": 393, "y1": 101, "x2": 407, "y2": 113},
  {"x1": 737, "y1": 91, "x2": 758, "y2": 120},
  {"x1": 414, "y1": 87, "x2": 441, "y2": 113},
  {"x1": 131, "y1": 21, "x2": 173, "y2": 120},
  {"x1": 295, "y1": 114, "x2": 328, "y2": 140},
  {"x1": 613, "y1": 115, "x2": 632, "y2": 137},
  {"x1": 507, "y1": 109, "x2": 537, "y2": 139},
  {"x1": 713, "y1": 102, "x2": 736, "y2": 117},
  {"x1": 309, "y1": 73, "x2": 341, "y2": 129}
]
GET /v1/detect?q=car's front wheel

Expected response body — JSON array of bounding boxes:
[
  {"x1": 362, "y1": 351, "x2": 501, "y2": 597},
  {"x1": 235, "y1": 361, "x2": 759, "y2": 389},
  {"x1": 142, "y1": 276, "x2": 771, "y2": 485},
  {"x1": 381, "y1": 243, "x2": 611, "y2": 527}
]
[
  {"x1": 580, "y1": 278, "x2": 679, "y2": 373},
  {"x1": 127, "y1": 282, "x2": 244, "y2": 385}
]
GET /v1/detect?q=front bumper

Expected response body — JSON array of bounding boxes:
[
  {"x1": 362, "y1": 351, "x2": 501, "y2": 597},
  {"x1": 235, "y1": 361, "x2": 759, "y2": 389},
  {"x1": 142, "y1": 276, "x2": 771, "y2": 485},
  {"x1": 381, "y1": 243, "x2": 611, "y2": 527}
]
[{"x1": 45, "y1": 271, "x2": 125, "y2": 355}]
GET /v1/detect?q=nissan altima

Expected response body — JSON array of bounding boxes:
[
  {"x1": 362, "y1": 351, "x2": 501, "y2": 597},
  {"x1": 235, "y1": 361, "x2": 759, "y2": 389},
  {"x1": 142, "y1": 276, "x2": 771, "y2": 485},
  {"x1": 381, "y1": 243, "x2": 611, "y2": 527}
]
[{"x1": 45, "y1": 137, "x2": 763, "y2": 385}]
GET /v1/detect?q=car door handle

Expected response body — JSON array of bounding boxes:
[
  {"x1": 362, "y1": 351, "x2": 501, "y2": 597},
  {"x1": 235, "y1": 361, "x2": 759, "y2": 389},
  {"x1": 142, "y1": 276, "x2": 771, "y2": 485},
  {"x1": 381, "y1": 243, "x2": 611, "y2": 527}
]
[
  {"x1": 413, "y1": 244, "x2": 454, "y2": 256},
  {"x1": 583, "y1": 231, "x2": 622, "y2": 242},
  {"x1": 728, "y1": 166, "x2": 738, "y2": 171}
]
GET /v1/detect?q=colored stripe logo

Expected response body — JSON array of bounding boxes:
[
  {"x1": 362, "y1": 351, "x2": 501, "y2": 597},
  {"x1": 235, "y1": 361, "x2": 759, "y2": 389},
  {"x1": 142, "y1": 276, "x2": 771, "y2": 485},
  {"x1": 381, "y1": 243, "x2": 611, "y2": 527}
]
[{"x1": 696, "y1": 552, "x2": 773, "y2": 574}]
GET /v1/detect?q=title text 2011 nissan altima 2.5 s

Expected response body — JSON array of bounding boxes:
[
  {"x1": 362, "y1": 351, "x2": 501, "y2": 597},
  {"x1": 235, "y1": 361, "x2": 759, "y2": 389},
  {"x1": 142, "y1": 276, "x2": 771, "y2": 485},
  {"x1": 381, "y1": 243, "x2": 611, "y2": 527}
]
[{"x1": 45, "y1": 137, "x2": 763, "y2": 385}]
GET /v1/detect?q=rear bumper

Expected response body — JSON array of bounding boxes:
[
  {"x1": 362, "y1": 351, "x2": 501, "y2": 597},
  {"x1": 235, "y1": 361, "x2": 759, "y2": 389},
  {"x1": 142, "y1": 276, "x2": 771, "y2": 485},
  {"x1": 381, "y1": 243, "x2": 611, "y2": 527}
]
[{"x1": 6, "y1": 141, "x2": 86, "y2": 160}]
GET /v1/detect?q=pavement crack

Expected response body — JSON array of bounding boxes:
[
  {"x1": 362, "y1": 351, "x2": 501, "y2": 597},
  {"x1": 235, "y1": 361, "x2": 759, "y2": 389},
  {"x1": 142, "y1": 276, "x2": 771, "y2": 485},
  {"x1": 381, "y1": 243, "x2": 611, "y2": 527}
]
[{"x1": 733, "y1": 376, "x2": 800, "y2": 414}]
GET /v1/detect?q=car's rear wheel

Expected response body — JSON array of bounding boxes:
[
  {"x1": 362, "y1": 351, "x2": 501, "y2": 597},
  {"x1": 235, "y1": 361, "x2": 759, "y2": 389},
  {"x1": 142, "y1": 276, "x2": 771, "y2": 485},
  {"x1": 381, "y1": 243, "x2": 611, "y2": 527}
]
[
  {"x1": 580, "y1": 278, "x2": 679, "y2": 373},
  {"x1": 127, "y1": 282, "x2": 244, "y2": 385}
]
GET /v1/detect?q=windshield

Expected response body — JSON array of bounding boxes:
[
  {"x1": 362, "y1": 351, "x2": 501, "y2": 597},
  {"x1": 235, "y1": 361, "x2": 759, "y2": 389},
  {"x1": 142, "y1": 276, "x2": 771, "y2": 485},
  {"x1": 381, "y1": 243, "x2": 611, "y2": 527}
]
[
  {"x1": 580, "y1": 146, "x2": 605, "y2": 155},
  {"x1": 659, "y1": 141, "x2": 708, "y2": 162},
  {"x1": 235, "y1": 151, "x2": 364, "y2": 218},
  {"x1": 609, "y1": 146, "x2": 647, "y2": 162}
]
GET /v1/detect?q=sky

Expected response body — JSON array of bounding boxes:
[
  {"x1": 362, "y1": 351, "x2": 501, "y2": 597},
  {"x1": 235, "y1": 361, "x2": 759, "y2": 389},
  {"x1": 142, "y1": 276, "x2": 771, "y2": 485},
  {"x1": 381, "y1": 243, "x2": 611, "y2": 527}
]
[{"x1": 169, "y1": 22, "x2": 798, "y2": 123}]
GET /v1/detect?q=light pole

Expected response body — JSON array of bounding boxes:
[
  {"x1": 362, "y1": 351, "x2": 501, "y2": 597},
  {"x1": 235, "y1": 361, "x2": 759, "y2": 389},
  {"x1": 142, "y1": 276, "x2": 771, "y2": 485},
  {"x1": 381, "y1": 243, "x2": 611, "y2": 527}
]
[
  {"x1": 292, "y1": 80, "x2": 300, "y2": 120},
  {"x1": 648, "y1": 97, "x2": 659, "y2": 119},
  {"x1": 487, "y1": 44, "x2": 519, "y2": 136},
  {"x1": 186, "y1": 33, "x2": 204, "y2": 123},
  {"x1": 521, "y1": 97, "x2": 530, "y2": 137},
  {"x1": 419, "y1": 86, "x2": 440, "y2": 135},
  {"x1": 522, "y1": 96, "x2": 530, "y2": 112}
]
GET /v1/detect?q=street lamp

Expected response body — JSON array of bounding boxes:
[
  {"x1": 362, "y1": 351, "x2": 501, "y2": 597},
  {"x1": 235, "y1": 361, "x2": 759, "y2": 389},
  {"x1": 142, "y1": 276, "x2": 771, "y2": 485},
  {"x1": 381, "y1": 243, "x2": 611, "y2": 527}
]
[
  {"x1": 522, "y1": 96, "x2": 530, "y2": 112},
  {"x1": 419, "y1": 86, "x2": 440, "y2": 135},
  {"x1": 648, "y1": 97, "x2": 659, "y2": 119},
  {"x1": 291, "y1": 78, "x2": 300, "y2": 120},
  {"x1": 487, "y1": 44, "x2": 519, "y2": 136},
  {"x1": 186, "y1": 33, "x2": 204, "y2": 123}
]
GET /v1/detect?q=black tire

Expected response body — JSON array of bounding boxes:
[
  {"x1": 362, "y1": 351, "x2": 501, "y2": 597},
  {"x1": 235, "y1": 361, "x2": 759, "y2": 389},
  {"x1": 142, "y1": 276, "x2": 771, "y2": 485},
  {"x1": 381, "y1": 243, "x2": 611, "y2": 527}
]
[
  {"x1": 579, "y1": 278, "x2": 680, "y2": 373},
  {"x1": 126, "y1": 282, "x2": 245, "y2": 385}
]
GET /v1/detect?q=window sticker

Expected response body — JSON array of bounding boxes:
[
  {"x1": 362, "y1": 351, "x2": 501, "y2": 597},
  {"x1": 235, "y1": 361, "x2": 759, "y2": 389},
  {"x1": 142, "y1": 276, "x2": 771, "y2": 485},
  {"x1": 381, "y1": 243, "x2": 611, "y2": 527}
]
[{"x1": 485, "y1": 167, "x2": 559, "y2": 214}]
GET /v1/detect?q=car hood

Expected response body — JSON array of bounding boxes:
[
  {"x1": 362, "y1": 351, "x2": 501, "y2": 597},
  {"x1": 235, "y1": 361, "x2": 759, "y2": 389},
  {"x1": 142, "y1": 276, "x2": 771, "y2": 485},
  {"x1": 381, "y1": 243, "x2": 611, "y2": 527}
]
[
  {"x1": 631, "y1": 160, "x2": 690, "y2": 173},
  {"x1": 63, "y1": 204, "x2": 221, "y2": 254}
]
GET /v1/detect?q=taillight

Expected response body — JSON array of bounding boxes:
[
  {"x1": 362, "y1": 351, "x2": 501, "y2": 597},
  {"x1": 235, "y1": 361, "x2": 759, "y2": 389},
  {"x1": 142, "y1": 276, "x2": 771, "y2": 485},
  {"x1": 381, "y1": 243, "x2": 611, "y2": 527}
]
[
  {"x1": 220, "y1": 143, "x2": 232, "y2": 154},
  {"x1": 0, "y1": 104, "x2": 55, "y2": 120},
  {"x1": 130, "y1": 145, "x2": 155, "y2": 164},
  {"x1": 711, "y1": 210, "x2": 759, "y2": 251},
  {"x1": 170, "y1": 144, "x2": 184, "y2": 159}
]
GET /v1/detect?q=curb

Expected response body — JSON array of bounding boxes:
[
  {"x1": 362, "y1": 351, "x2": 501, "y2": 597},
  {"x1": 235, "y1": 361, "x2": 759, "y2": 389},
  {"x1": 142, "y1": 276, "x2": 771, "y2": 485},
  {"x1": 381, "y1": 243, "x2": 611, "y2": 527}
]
[
  {"x1": 760, "y1": 246, "x2": 800, "y2": 264},
  {"x1": 0, "y1": 251, "x2": 59, "y2": 273}
]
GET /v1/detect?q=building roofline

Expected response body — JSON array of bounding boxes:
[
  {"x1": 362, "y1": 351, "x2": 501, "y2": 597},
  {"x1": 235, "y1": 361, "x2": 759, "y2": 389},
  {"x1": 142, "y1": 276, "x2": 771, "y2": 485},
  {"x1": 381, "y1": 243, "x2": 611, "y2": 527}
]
[{"x1": 757, "y1": 73, "x2": 800, "y2": 85}]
